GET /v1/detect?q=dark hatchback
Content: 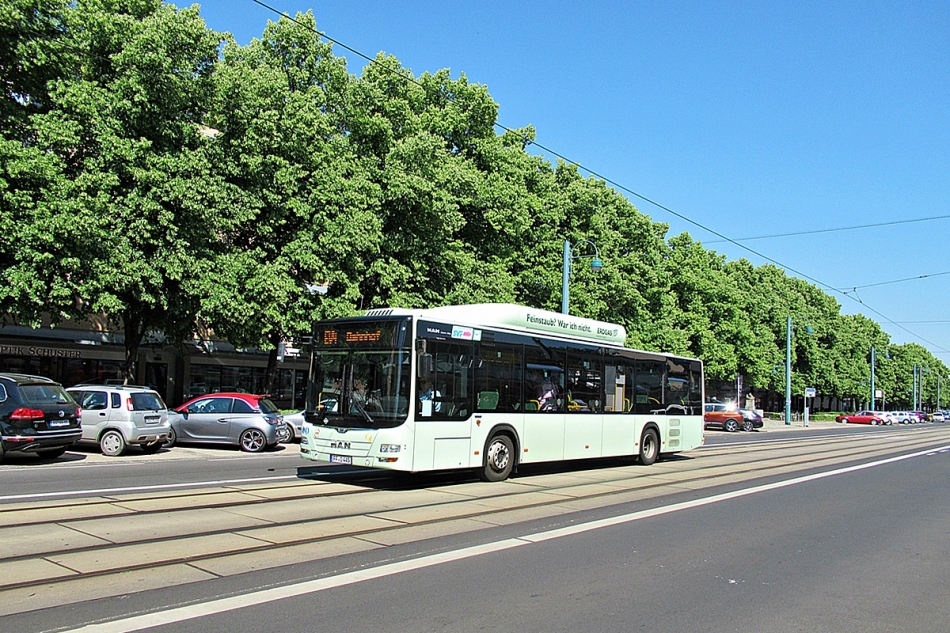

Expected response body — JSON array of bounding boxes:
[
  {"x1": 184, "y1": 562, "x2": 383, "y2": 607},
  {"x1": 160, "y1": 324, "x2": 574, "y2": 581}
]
[{"x1": 0, "y1": 373, "x2": 82, "y2": 462}]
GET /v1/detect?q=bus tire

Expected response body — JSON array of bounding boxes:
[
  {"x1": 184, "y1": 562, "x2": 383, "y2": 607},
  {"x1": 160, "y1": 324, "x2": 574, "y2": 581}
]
[
  {"x1": 639, "y1": 428, "x2": 659, "y2": 466},
  {"x1": 480, "y1": 434, "x2": 514, "y2": 482}
]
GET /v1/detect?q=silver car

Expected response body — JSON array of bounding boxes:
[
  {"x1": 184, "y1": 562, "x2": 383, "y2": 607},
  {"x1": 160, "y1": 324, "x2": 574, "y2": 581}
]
[
  {"x1": 166, "y1": 393, "x2": 281, "y2": 452},
  {"x1": 281, "y1": 410, "x2": 305, "y2": 442},
  {"x1": 67, "y1": 385, "x2": 170, "y2": 456}
]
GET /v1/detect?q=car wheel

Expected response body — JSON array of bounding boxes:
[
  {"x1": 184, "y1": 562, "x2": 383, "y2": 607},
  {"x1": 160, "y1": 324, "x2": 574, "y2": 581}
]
[
  {"x1": 275, "y1": 422, "x2": 293, "y2": 444},
  {"x1": 870, "y1": 419, "x2": 878, "y2": 426},
  {"x1": 240, "y1": 428, "x2": 267, "y2": 453},
  {"x1": 639, "y1": 427, "x2": 659, "y2": 465},
  {"x1": 141, "y1": 440, "x2": 163, "y2": 454},
  {"x1": 164, "y1": 427, "x2": 177, "y2": 448},
  {"x1": 480, "y1": 434, "x2": 514, "y2": 481},
  {"x1": 741, "y1": 420, "x2": 754, "y2": 432},
  {"x1": 723, "y1": 418, "x2": 740, "y2": 432},
  {"x1": 35, "y1": 446, "x2": 67, "y2": 459},
  {"x1": 99, "y1": 430, "x2": 127, "y2": 456}
]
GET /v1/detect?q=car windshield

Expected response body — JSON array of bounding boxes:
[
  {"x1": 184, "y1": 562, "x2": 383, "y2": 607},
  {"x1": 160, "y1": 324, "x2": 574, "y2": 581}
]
[
  {"x1": 308, "y1": 348, "x2": 411, "y2": 429},
  {"x1": 20, "y1": 384, "x2": 74, "y2": 405},
  {"x1": 258, "y1": 398, "x2": 279, "y2": 414},
  {"x1": 130, "y1": 392, "x2": 165, "y2": 411}
]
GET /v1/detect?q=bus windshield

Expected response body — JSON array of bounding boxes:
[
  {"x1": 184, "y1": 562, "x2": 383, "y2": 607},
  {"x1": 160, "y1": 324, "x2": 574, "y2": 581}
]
[{"x1": 309, "y1": 348, "x2": 411, "y2": 429}]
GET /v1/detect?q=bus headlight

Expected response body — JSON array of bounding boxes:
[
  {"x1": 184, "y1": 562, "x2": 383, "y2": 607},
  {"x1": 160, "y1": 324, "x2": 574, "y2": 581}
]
[{"x1": 379, "y1": 444, "x2": 401, "y2": 453}]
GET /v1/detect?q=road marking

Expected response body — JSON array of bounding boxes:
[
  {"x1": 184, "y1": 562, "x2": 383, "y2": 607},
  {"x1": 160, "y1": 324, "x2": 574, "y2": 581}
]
[
  {"x1": 62, "y1": 443, "x2": 950, "y2": 633},
  {"x1": 0, "y1": 476, "x2": 299, "y2": 502}
]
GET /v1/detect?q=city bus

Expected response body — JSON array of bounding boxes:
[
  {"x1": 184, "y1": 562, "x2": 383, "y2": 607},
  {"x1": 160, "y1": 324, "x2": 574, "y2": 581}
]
[{"x1": 299, "y1": 303, "x2": 704, "y2": 481}]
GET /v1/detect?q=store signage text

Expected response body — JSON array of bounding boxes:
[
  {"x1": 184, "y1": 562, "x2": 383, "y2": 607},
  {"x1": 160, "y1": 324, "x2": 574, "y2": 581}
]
[{"x1": 0, "y1": 346, "x2": 82, "y2": 359}]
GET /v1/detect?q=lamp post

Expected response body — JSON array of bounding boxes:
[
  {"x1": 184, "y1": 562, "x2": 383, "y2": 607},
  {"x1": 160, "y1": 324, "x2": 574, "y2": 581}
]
[
  {"x1": 938, "y1": 373, "x2": 942, "y2": 411},
  {"x1": 561, "y1": 240, "x2": 603, "y2": 315},
  {"x1": 922, "y1": 367, "x2": 930, "y2": 411},
  {"x1": 911, "y1": 363, "x2": 920, "y2": 411},
  {"x1": 784, "y1": 316, "x2": 814, "y2": 425},
  {"x1": 785, "y1": 317, "x2": 792, "y2": 425},
  {"x1": 870, "y1": 346, "x2": 876, "y2": 410}
]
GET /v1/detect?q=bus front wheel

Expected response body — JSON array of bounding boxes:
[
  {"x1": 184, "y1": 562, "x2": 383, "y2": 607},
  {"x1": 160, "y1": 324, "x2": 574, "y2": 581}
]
[
  {"x1": 480, "y1": 434, "x2": 514, "y2": 482},
  {"x1": 639, "y1": 428, "x2": 659, "y2": 466}
]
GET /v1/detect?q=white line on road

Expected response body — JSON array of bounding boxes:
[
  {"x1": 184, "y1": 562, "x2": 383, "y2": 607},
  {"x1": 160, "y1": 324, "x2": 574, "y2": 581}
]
[
  {"x1": 0, "y1": 476, "x2": 299, "y2": 502},
  {"x1": 62, "y1": 443, "x2": 950, "y2": 633}
]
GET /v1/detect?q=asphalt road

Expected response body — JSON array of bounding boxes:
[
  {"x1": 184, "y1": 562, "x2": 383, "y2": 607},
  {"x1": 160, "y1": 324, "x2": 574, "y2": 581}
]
[
  {"x1": 3, "y1": 425, "x2": 949, "y2": 633},
  {"x1": 159, "y1": 446, "x2": 950, "y2": 633},
  {"x1": 0, "y1": 419, "x2": 905, "y2": 502}
]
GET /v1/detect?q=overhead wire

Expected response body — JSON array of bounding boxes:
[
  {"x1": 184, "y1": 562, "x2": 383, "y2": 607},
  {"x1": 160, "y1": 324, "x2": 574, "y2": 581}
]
[
  {"x1": 841, "y1": 271, "x2": 950, "y2": 294},
  {"x1": 249, "y1": 0, "x2": 950, "y2": 357},
  {"x1": 703, "y1": 214, "x2": 950, "y2": 244}
]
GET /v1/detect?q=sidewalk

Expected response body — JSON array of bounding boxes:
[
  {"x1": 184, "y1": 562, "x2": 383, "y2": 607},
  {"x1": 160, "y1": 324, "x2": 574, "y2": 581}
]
[{"x1": 758, "y1": 416, "x2": 838, "y2": 432}]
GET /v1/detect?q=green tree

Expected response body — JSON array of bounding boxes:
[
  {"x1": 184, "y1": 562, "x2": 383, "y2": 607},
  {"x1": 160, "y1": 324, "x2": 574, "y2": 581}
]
[
  {"x1": 4, "y1": 0, "x2": 224, "y2": 381},
  {"x1": 203, "y1": 12, "x2": 380, "y2": 390}
]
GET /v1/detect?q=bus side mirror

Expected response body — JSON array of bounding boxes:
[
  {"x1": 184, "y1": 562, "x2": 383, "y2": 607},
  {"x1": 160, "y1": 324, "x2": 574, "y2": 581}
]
[{"x1": 418, "y1": 353, "x2": 433, "y2": 378}]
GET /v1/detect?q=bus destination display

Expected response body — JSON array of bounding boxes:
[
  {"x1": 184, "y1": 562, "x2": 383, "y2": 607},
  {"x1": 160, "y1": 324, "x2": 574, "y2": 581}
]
[{"x1": 315, "y1": 321, "x2": 407, "y2": 348}]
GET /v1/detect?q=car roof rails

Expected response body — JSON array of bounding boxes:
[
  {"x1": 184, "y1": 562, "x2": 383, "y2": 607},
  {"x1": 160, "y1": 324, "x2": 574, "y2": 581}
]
[{"x1": 70, "y1": 383, "x2": 154, "y2": 390}]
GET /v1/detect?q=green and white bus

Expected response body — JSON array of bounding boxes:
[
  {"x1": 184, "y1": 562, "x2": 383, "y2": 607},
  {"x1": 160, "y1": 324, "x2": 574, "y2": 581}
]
[{"x1": 299, "y1": 303, "x2": 704, "y2": 481}]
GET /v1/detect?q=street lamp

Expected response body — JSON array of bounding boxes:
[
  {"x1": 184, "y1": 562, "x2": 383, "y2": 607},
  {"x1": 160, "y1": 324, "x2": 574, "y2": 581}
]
[
  {"x1": 871, "y1": 346, "x2": 876, "y2": 410},
  {"x1": 870, "y1": 347, "x2": 889, "y2": 410},
  {"x1": 561, "y1": 240, "x2": 603, "y2": 315},
  {"x1": 912, "y1": 364, "x2": 929, "y2": 411},
  {"x1": 938, "y1": 372, "x2": 942, "y2": 410},
  {"x1": 785, "y1": 316, "x2": 814, "y2": 425}
]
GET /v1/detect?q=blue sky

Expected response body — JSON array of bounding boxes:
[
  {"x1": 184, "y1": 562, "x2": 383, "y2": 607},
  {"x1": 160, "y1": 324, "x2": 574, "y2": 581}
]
[{"x1": 191, "y1": 0, "x2": 950, "y2": 361}]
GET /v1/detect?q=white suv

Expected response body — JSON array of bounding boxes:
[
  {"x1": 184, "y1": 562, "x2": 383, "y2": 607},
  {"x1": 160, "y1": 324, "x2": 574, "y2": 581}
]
[{"x1": 66, "y1": 385, "x2": 171, "y2": 456}]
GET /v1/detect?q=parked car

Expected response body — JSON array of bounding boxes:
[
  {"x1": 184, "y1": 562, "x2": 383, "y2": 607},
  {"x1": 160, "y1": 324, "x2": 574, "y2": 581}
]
[
  {"x1": 835, "y1": 411, "x2": 886, "y2": 425},
  {"x1": 66, "y1": 384, "x2": 170, "y2": 456},
  {"x1": 0, "y1": 373, "x2": 82, "y2": 462},
  {"x1": 738, "y1": 409, "x2": 764, "y2": 431},
  {"x1": 889, "y1": 411, "x2": 912, "y2": 424},
  {"x1": 166, "y1": 393, "x2": 284, "y2": 452},
  {"x1": 282, "y1": 410, "x2": 305, "y2": 442},
  {"x1": 912, "y1": 411, "x2": 930, "y2": 422},
  {"x1": 704, "y1": 403, "x2": 744, "y2": 432},
  {"x1": 874, "y1": 411, "x2": 897, "y2": 425},
  {"x1": 932, "y1": 411, "x2": 945, "y2": 422}
]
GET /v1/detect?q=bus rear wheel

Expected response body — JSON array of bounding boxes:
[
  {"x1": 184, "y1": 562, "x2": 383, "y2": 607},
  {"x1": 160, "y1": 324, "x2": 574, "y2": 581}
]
[
  {"x1": 639, "y1": 428, "x2": 659, "y2": 466},
  {"x1": 480, "y1": 434, "x2": 514, "y2": 482}
]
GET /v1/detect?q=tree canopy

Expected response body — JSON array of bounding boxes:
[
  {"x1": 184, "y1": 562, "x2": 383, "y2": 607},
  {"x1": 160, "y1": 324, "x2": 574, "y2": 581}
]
[{"x1": 1, "y1": 2, "x2": 945, "y2": 407}]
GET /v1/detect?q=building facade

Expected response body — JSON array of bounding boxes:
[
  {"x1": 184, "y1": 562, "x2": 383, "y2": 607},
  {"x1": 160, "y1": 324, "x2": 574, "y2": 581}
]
[{"x1": 0, "y1": 318, "x2": 310, "y2": 410}]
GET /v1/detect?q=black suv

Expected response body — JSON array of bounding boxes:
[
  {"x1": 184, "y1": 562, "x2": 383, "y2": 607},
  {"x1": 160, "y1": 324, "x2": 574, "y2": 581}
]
[{"x1": 0, "y1": 373, "x2": 82, "y2": 462}]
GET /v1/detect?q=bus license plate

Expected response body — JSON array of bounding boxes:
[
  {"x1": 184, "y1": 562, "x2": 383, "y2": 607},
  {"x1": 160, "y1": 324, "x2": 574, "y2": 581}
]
[{"x1": 329, "y1": 455, "x2": 352, "y2": 465}]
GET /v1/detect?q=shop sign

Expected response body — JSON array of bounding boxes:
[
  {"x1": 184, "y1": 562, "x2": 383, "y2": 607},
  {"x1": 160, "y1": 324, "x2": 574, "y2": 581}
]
[{"x1": 0, "y1": 345, "x2": 82, "y2": 359}]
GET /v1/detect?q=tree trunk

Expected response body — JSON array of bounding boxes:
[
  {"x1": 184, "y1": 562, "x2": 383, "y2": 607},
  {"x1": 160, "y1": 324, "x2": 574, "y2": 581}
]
[
  {"x1": 123, "y1": 309, "x2": 144, "y2": 385},
  {"x1": 263, "y1": 331, "x2": 281, "y2": 396}
]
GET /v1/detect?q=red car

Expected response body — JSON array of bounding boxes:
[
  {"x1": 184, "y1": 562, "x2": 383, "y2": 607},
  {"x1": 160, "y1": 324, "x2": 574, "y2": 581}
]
[{"x1": 835, "y1": 411, "x2": 885, "y2": 425}]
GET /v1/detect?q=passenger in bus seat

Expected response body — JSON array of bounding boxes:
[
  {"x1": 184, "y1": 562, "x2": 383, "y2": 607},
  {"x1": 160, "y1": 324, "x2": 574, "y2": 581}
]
[{"x1": 537, "y1": 374, "x2": 559, "y2": 411}]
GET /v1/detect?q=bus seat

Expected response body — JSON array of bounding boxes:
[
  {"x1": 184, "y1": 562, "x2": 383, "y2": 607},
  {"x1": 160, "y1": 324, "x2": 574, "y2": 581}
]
[
  {"x1": 524, "y1": 400, "x2": 539, "y2": 411},
  {"x1": 477, "y1": 390, "x2": 499, "y2": 411}
]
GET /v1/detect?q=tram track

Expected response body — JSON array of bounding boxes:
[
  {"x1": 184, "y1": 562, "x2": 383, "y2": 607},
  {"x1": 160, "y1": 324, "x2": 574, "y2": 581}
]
[{"x1": 1, "y1": 426, "x2": 948, "y2": 616}]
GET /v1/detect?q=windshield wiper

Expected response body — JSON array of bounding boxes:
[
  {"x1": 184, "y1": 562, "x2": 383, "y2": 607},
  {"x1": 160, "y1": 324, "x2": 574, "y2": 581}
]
[{"x1": 351, "y1": 397, "x2": 374, "y2": 424}]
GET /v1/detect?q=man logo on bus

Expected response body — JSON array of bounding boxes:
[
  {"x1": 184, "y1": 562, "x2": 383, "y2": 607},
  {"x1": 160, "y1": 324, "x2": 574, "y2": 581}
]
[{"x1": 330, "y1": 441, "x2": 351, "y2": 450}]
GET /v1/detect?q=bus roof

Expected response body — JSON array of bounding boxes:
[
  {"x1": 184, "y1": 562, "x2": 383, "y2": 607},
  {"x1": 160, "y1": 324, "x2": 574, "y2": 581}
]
[{"x1": 365, "y1": 303, "x2": 627, "y2": 346}]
